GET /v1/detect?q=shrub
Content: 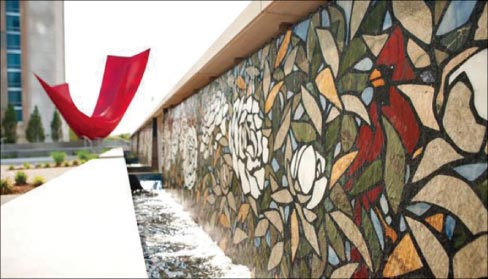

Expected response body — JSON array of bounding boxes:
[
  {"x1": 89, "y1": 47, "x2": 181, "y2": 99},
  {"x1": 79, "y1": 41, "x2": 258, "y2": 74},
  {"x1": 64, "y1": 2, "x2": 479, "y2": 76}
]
[
  {"x1": 76, "y1": 150, "x2": 98, "y2": 161},
  {"x1": 0, "y1": 178, "x2": 13, "y2": 194},
  {"x1": 50, "y1": 110, "x2": 63, "y2": 142},
  {"x1": 50, "y1": 151, "x2": 66, "y2": 166},
  {"x1": 25, "y1": 106, "x2": 45, "y2": 143},
  {"x1": 8, "y1": 165, "x2": 15, "y2": 171},
  {"x1": 32, "y1": 176, "x2": 45, "y2": 187},
  {"x1": 76, "y1": 150, "x2": 89, "y2": 161},
  {"x1": 62, "y1": 161, "x2": 70, "y2": 167},
  {"x1": 71, "y1": 160, "x2": 80, "y2": 166},
  {"x1": 15, "y1": 171, "x2": 27, "y2": 185},
  {"x1": 2, "y1": 104, "x2": 17, "y2": 143},
  {"x1": 35, "y1": 163, "x2": 42, "y2": 168},
  {"x1": 43, "y1": 163, "x2": 51, "y2": 168},
  {"x1": 23, "y1": 162, "x2": 31, "y2": 169}
]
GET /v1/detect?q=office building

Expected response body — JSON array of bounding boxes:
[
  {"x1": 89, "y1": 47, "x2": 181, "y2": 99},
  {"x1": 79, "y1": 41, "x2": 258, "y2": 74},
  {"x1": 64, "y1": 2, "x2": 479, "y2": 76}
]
[{"x1": 1, "y1": 0, "x2": 68, "y2": 142}]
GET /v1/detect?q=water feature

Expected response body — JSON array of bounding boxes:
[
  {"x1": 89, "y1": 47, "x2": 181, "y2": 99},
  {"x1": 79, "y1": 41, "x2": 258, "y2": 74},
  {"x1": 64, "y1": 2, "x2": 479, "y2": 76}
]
[{"x1": 132, "y1": 182, "x2": 250, "y2": 278}]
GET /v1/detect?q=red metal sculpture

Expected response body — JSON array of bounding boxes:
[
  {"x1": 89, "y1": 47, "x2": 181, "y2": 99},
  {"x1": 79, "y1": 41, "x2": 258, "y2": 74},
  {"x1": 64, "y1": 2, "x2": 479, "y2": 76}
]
[{"x1": 36, "y1": 49, "x2": 150, "y2": 140}]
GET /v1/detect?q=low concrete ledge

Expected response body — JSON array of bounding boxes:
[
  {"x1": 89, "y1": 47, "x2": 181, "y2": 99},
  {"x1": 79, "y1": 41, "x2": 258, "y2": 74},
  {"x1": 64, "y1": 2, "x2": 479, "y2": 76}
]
[
  {"x1": 99, "y1": 147, "x2": 125, "y2": 158},
  {"x1": 1, "y1": 151, "x2": 147, "y2": 278}
]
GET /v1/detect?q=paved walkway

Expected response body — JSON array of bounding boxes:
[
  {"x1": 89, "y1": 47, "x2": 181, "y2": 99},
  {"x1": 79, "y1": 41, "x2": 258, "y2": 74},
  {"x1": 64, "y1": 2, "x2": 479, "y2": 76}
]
[
  {"x1": 0, "y1": 194, "x2": 20, "y2": 205},
  {"x1": 1, "y1": 165, "x2": 75, "y2": 182},
  {"x1": 1, "y1": 148, "x2": 147, "y2": 278}
]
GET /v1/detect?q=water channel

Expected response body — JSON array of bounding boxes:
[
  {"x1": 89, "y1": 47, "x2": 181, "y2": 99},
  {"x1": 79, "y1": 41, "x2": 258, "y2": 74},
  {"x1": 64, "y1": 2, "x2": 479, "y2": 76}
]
[{"x1": 132, "y1": 181, "x2": 251, "y2": 278}]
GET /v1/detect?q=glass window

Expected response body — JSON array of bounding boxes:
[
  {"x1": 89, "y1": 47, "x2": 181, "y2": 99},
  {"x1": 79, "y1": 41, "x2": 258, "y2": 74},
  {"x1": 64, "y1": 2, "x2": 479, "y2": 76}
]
[
  {"x1": 6, "y1": 33, "x2": 20, "y2": 49},
  {"x1": 7, "y1": 72, "x2": 21, "y2": 87},
  {"x1": 6, "y1": 15, "x2": 20, "y2": 31},
  {"x1": 6, "y1": 1, "x2": 20, "y2": 13},
  {"x1": 8, "y1": 90, "x2": 22, "y2": 104},
  {"x1": 7, "y1": 34, "x2": 20, "y2": 49},
  {"x1": 14, "y1": 106, "x2": 23, "y2": 122},
  {"x1": 7, "y1": 53, "x2": 21, "y2": 68}
]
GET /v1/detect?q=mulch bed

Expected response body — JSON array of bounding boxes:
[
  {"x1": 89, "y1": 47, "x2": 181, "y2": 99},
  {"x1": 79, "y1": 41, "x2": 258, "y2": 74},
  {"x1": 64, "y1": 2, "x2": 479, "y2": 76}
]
[{"x1": 9, "y1": 184, "x2": 36, "y2": 194}]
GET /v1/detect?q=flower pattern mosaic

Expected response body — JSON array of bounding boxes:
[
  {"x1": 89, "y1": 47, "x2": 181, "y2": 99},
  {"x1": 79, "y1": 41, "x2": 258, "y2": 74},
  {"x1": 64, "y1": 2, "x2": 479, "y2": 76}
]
[{"x1": 154, "y1": 1, "x2": 488, "y2": 277}]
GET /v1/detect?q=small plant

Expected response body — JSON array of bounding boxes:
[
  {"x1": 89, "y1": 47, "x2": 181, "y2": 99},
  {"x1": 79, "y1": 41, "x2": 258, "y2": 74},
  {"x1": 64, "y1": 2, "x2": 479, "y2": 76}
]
[
  {"x1": 71, "y1": 160, "x2": 80, "y2": 166},
  {"x1": 8, "y1": 165, "x2": 15, "y2": 171},
  {"x1": 32, "y1": 175, "x2": 45, "y2": 187},
  {"x1": 76, "y1": 150, "x2": 98, "y2": 161},
  {"x1": 43, "y1": 163, "x2": 51, "y2": 168},
  {"x1": 15, "y1": 171, "x2": 28, "y2": 185},
  {"x1": 76, "y1": 150, "x2": 89, "y2": 161},
  {"x1": 62, "y1": 161, "x2": 70, "y2": 167},
  {"x1": 1, "y1": 178, "x2": 14, "y2": 194},
  {"x1": 50, "y1": 151, "x2": 66, "y2": 166},
  {"x1": 35, "y1": 163, "x2": 42, "y2": 168},
  {"x1": 23, "y1": 162, "x2": 31, "y2": 169}
]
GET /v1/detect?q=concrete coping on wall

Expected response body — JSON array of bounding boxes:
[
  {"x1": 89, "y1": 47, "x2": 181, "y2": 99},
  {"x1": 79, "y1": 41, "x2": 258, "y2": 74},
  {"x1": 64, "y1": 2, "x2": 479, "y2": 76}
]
[
  {"x1": 133, "y1": 0, "x2": 327, "y2": 135},
  {"x1": 99, "y1": 146, "x2": 125, "y2": 158},
  {"x1": 0, "y1": 149, "x2": 147, "y2": 278}
]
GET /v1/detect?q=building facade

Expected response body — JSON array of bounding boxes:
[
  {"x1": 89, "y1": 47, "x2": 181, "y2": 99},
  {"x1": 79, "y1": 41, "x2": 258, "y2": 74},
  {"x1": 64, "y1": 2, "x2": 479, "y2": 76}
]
[{"x1": 1, "y1": 0, "x2": 68, "y2": 142}]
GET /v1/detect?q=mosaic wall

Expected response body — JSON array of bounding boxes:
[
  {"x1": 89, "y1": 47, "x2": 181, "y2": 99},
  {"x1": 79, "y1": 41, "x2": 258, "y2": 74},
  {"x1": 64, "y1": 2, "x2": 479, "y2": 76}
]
[
  {"x1": 156, "y1": 1, "x2": 487, "y2": 277},
  {"x1": 138, "y1": 124, "x2": 153, "y2": 166},
  {"x1": 131, "y1": 135, "x2": 138, "y2": 154}
]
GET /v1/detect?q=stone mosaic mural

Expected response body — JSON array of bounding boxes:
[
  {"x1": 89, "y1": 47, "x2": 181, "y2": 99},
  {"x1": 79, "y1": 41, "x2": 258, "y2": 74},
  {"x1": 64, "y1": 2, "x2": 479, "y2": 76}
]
[
  {"x1": 138, "y1": 124, "x2": 153, "y2": 166},
  {"x1": 157, "y1": 1, "x2": 487, "y2": 277}
]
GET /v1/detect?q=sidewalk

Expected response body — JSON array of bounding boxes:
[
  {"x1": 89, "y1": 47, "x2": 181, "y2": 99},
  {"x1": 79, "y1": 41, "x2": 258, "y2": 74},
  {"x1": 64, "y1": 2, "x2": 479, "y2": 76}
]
[{"x1": 0, "y1": 194, "x2": 20, "y2": 205}]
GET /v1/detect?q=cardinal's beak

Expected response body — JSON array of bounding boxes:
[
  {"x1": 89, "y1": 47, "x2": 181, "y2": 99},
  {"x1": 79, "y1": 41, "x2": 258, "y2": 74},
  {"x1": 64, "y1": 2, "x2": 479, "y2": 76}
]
[{"x1": 370, "y1": 68, "x2": 385, "y2": 88}]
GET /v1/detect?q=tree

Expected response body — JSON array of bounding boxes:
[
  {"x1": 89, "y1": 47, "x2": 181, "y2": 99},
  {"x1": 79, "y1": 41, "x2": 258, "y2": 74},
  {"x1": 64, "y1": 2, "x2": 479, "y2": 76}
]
[
  {"x1": 50, "y1": 110, "x2": 63, "y2": 142},
  {"x1": 25, "y1": 106, "x2": 45, "y2": 143},
  {"x1": 2, "y1": 104, "x2": 17, "y2": 143}
]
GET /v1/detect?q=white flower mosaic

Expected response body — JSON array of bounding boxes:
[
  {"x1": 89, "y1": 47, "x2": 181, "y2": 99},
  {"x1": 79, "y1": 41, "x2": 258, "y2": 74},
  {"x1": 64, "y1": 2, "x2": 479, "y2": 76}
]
[
  {"x1": 229, "y1": 96, "x2": 269, "y2": 199},
  {"x1": 290, "y1": 145, "x2": 328, "y2": 209},
  {"x1": 200, "y1": 91, "x2": 229, "y2": 159}
]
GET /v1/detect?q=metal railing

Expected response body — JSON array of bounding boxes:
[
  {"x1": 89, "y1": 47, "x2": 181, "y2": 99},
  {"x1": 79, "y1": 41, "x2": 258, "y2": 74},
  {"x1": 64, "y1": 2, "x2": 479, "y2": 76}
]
[{"x1": 0, "y1": 139, "x2": 130, "y2": 158}]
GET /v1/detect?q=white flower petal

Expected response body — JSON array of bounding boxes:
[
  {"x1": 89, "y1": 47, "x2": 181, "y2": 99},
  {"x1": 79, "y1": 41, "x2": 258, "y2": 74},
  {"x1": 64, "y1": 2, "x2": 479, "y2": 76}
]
[
  {"x1": 239, "y1": 162, "x2": 250, "y2": 194},
  {"x1": 255, "y1": 167, "x2": 265, "y2": 191},
  {"x1": 262, "y1": 137, "x2": 269, "y2": 163},
  {"x1": 298, "y1": 146, "x2": 317, "y2": 194},
  {"x1": 307, "y1": 176, "x2": 328, "y2": 209},
  {"x1": 249, "y1": 174, "x2": 260, "y2": 199},
  {"x1": 291, "y1": 145, "x2": 305, "y2": 179}
]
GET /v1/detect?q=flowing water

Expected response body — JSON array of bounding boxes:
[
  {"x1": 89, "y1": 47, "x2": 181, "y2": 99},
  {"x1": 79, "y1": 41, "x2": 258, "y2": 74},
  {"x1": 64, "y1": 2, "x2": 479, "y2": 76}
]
[{"x1": 133, "y1": 181, "x2": 250, "y2": 278}]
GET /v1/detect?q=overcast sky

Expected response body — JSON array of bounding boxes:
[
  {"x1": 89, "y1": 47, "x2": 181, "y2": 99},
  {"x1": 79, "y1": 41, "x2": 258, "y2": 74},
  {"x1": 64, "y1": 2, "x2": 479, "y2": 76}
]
[{"x1": 64, "y1": 1, "x2": 249, "y2": 135}]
